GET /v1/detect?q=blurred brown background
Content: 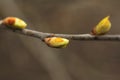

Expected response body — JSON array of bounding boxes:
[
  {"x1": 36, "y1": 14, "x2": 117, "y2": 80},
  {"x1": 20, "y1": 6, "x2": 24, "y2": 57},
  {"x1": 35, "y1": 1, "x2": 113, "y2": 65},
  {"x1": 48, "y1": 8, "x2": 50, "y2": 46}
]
[{"x1": 0, "y1": 0, "x2": 120, "y2": 80}]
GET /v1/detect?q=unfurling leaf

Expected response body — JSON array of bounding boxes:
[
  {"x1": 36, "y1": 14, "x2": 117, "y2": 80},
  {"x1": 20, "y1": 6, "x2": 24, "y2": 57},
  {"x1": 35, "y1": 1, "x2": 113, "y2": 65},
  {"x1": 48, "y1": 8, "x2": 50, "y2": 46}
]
[
  {"x1": 44, "y1": 37, "x2": 69, "y2": 48},
  {"x1": 91, "y1": 16, "x2": 111, "y2": 35},
  {"x1": 3, "y1": 17, "x2": 27, "y2": 29}
]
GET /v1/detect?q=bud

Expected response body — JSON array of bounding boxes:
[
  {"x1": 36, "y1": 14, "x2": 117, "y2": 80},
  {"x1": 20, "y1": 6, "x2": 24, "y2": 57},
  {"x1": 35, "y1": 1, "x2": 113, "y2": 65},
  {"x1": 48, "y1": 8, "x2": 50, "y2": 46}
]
[
  {"x1": 44, "y1": 37, "x2": 69, "y2": 48},
  {"x1": 91, "y1": 16, "x2": 111, "y2": 35},
  {"x1": 3, "y1": 17, "x2": 27, "y2": 29}
]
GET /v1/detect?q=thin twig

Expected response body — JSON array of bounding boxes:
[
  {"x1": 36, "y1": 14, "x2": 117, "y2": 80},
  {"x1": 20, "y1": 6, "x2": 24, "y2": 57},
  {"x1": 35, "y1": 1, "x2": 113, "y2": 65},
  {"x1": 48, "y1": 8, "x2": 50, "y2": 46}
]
[
  {"x1": 13, "y1": 28, "x2": 120, "y2": 41},
  {"x1": 0, "y1": 19, "x2": 120, "y2": 41}
]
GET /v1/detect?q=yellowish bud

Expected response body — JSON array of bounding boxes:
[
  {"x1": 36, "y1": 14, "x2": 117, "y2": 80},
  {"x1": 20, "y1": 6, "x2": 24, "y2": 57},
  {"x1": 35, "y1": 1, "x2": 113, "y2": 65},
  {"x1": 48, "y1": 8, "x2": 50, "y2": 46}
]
[
  {"x1": 91, "y1": 16, "x2": 111, "y2": 35},
  {"x1": 44, "y1": 37, "x2": 69, "y2": 48},
  {"x1": 3, "y1": 17, "x2": 27, "y2": 29}
]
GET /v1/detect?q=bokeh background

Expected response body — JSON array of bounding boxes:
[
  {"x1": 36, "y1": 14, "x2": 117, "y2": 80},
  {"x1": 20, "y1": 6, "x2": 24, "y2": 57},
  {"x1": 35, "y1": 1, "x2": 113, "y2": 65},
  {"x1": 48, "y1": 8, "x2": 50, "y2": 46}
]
[{"x1": 0, "y1": 0, "x2": 120, "y2": 80}]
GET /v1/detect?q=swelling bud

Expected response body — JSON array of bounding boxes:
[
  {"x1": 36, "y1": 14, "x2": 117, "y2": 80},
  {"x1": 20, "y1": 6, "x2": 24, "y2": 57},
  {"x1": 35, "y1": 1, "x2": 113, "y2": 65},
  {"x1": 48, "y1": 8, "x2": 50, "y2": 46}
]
[
  {"x1": 44, "y1": 37, "x2": 69, "y2": 48},
  {"x1": 3, "y1": 17, "x2": 27, "y2": 30},
  {"x1": 91, "y1": 16, "x2": 111, "y2": 35}
]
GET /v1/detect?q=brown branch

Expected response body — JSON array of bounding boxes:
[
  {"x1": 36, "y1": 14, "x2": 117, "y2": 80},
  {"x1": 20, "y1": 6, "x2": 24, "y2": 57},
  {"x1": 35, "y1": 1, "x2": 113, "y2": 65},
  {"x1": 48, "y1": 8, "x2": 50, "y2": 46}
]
[
  {"x1": 13, "y1": 28, "x2": 120, "y2": 41},
  {"x1": 0, "y1": 19, "x2": 119, "y2": 41}
]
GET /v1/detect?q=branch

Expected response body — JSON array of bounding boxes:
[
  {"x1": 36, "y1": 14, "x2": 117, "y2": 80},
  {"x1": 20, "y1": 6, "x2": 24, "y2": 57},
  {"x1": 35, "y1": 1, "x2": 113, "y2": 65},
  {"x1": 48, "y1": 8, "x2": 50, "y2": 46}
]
[
  {"x1": 1, "y1": 16, "x2": 120, "y2": 48},
  {"x1": 1, "y1": 18, "x2": 120, "y2": 41},
  {"x1": 1, "y1": 16, "x2": 119, "y2": 42},
  {"x1": 14, "y1": 28, "x2": 120, "y2": 41}
]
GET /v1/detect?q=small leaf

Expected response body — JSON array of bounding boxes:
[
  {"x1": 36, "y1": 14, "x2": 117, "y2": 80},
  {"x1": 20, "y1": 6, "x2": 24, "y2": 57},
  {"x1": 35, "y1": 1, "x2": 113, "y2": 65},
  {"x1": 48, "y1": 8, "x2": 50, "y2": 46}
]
[
  {"x1": 91, "y1": 16, "x2": 111, "y2": 35},
  {"x1": 44, "y1": 37, "x2": 69, "y2": 48}
]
